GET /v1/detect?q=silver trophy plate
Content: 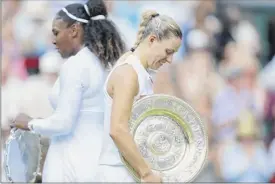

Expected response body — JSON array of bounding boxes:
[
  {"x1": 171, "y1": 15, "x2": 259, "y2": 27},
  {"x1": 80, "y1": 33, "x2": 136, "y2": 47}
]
[
  {"x1": 121, "y1": 94, "x2": 208, "y2": 182},
  {"x1": 4, "y1": 129, "x2": 44, "y2": 183}
]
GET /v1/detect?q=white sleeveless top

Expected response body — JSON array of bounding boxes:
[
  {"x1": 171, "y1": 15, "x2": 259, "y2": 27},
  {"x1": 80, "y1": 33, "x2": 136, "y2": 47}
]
[{"x1": 99, "y1": 54, "x2": 154, "y2": 165}]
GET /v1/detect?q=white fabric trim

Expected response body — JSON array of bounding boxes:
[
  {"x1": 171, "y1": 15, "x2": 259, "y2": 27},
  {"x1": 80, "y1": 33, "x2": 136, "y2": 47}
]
[
  {"x1": 91, "y1": 15, "x2": 105, "y2": 20},
  {"x1": 62, "y1": 8, "x2": 89, "y2": 24},
  {"x1": 83, "y1": 4, "x2": 90, "y2": 16}
]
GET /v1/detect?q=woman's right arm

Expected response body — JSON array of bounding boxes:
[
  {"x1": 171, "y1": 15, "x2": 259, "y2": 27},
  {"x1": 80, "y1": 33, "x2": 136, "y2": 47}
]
[{"x1": 108, "y1": 65, "x2": 152, "y2": 178}]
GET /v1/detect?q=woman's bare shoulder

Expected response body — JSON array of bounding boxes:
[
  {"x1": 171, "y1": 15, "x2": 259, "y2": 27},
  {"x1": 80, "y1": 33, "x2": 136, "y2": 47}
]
[{"x1": 111, "y1": 64, "x2": 138, "y2": 86}]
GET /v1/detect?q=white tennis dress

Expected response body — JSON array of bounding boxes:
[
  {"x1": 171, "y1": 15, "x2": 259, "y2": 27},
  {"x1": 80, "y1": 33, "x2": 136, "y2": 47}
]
[
  {"x1": 96, "y1": 54, "x2": 154, "y2": 182},
  {"x1": 28, "y1": 47, "x2": 106, "y2": 182}
]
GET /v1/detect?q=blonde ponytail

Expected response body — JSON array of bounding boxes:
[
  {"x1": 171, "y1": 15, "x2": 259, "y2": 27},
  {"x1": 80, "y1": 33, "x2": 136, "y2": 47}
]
[{"x1": 131, "y1": 10, "x2": 160, "y2": 52}]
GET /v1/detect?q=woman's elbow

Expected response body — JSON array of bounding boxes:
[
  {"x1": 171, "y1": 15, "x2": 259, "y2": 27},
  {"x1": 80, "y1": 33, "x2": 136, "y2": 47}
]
[
  {"x1": 109, "y1": 125, "x2": 128, "y2": 141},
  {"x1": 55, "y1": 119, "x2": 74, "y2": 136},
  {"x1": 109, "y1": 128, "x2": 119, "y2": 140}
]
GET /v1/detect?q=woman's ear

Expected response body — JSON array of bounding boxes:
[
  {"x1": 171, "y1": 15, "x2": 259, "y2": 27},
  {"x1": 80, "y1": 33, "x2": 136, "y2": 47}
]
[
  {"x1": 69, "y1": 23, "x2": 81, "y2": 38},
  {"x1": 148, "y1": 35, "x2": 157, "y2": 44}
]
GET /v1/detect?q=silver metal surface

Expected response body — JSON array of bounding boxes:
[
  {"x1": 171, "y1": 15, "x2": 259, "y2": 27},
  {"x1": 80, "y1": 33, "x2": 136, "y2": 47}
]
[
  {"x1": 121, "y1": 94, "x2": 208, "y2": 182},
  {"x1": 4, "y1": 129, "x2": 42, "y2": 183}
]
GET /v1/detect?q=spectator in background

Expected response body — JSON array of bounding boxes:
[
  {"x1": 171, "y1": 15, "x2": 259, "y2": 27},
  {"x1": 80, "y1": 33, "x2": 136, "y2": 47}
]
[
  {"x1": 181, "y1": 0, "x2": 218, "y2": 58},
  {"x1": 2, "y1": 7, "x2": 27, "y2": 80},
  {"x1": 211, "y1": 67, "x2": 251, "y2": 144},
  {"x1": 12, "y1": 1, "x2": 53, "y2": 76},
  {"x1": 214, "y1": 5, "x2": 260, "y2": 62},
  {"x1": 218, "y1": 110, "x2": 273, "y2": 182},
  {"x1": 241, "y1": 55, "x2": 265, "y2": 120},
  {"x1": 233, "y1": 20, "x2": 261, "y2": 58},
  {"x1": 223, "y1": 51, "x2": 266, "y2": 120},
  {"x1": 176, "y1": 29, "x2": 215, "y2": 115},
  {"x1": 214, "y1": 5, "x2": 240, "y2": 62},
  {"x1": 212, "y1": 48, "x2": 264, "y2": 144}
]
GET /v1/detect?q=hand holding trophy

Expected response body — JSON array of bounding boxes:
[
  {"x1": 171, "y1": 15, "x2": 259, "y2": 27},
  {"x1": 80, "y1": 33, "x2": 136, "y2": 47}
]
[
  {"x1": 5, "y1": 114, "x2": 44, "y2": 183},
  {"x1": 140, "y1": 170, "x2": 162, "y2": 183},
  {"x1": 10, "y1": 113, "x2": 32, "y2": 131},
  {"x1": 121, "y1": 94, "x2": 208, "y2": 182}
]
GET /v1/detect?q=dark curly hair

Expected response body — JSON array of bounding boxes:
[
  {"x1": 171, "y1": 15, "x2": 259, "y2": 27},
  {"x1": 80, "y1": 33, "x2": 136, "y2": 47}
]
[{"x1": 56, "y1": 0, "x2": 125, "y2": 68}]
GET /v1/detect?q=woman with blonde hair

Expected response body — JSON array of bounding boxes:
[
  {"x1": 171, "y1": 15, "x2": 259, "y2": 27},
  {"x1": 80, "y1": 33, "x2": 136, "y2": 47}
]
[{"x1": 96, "y1": 10, "x2": 182, "y2": 182}]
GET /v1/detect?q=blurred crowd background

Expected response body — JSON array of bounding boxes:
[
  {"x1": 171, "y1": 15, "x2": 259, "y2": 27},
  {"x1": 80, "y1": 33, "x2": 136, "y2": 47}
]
[{"x1": 2, "y1": 0, "x2": 275, "y2": 182}]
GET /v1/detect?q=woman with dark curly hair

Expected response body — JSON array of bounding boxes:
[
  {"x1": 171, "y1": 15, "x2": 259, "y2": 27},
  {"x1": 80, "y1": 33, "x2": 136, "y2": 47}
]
[{"x1": 10, "y1": 0, "x2": 125, "y2": 182}]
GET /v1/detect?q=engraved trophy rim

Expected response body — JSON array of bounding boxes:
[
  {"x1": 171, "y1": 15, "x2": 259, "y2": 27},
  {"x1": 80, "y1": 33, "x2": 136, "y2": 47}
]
[
  {"x1": 120, "y1": 94, "x2": 208, "y2": 182},
  {"x1": 4, "y1": 128, "x2": 43, "y2": 183}
]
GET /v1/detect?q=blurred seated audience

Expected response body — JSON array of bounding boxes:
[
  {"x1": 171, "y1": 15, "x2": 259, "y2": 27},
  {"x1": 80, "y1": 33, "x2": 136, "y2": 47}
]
[{"x1": 218, "y1": 110, "x2": 273, "y2": 182}]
